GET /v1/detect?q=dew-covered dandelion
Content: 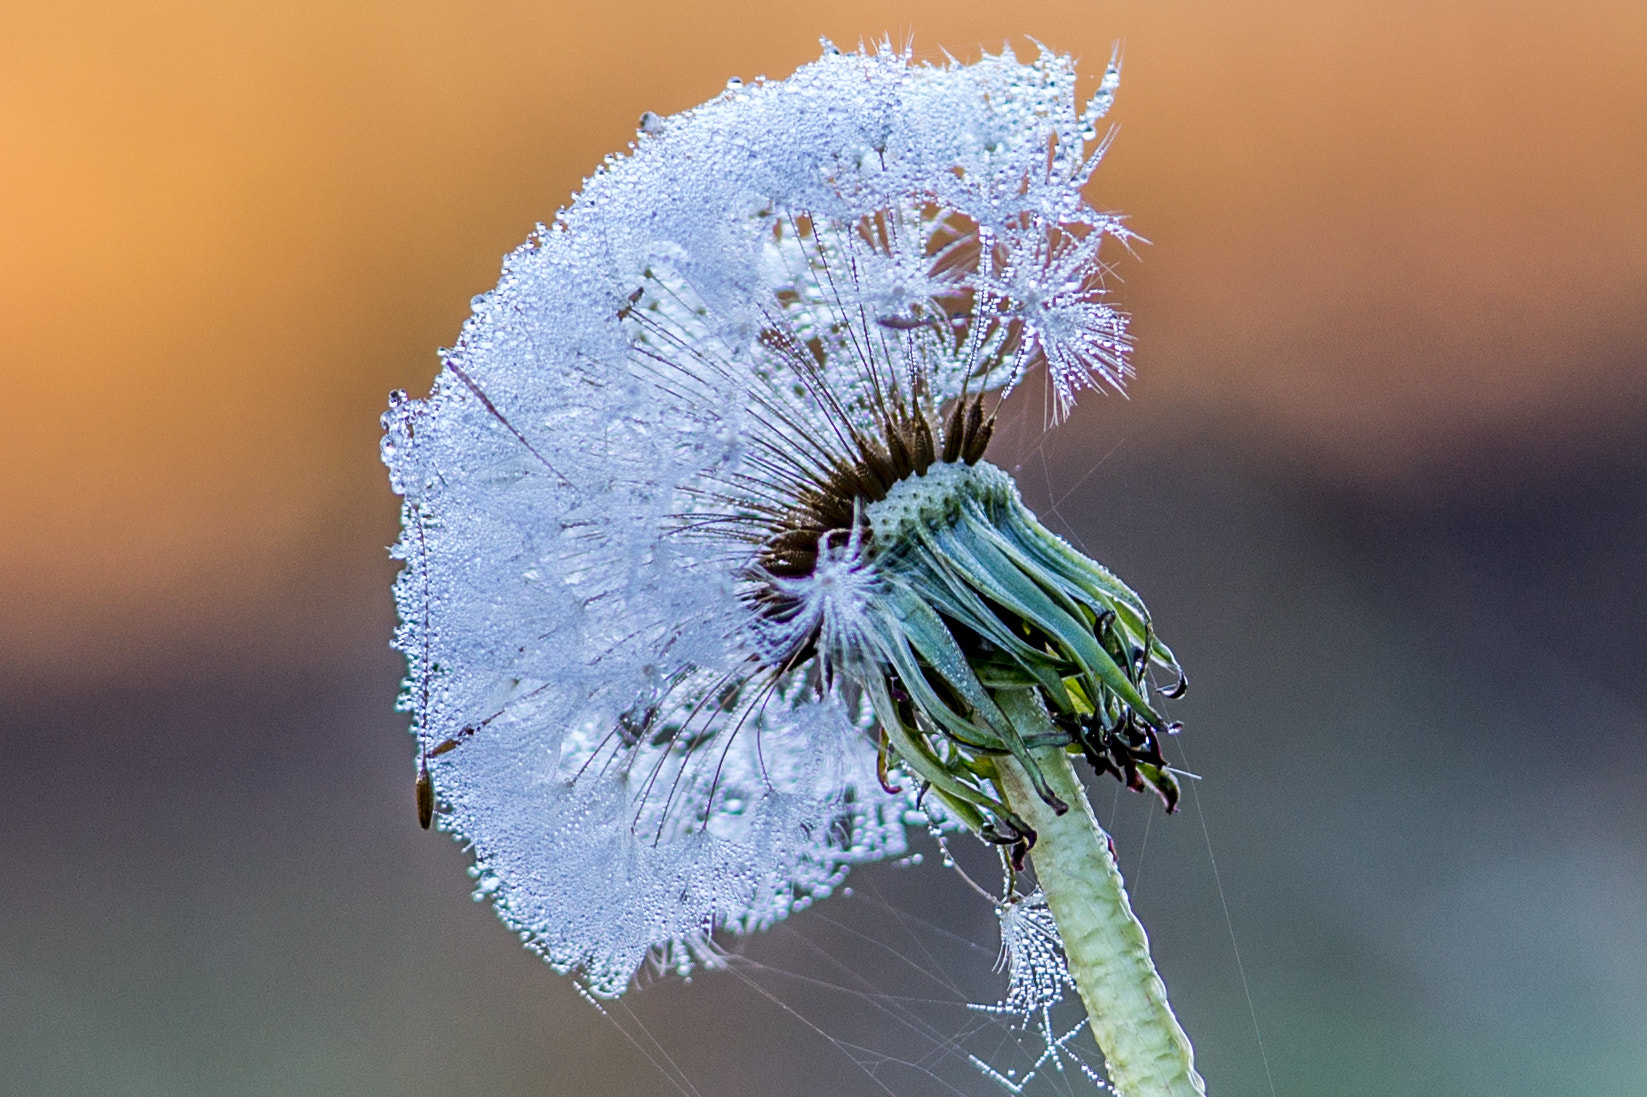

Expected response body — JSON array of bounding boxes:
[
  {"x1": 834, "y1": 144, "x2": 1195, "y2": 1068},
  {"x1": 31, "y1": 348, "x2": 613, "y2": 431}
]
[{"x1": 384, "y1": 41, "x2": 1205, "y2": 1097}]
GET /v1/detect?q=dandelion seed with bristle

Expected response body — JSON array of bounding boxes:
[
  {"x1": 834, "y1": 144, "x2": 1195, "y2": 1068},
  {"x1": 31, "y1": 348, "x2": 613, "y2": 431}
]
[
  {"x1": 979, "y1": 888, "x2": 1077, "y2": 1036},
  {"x1": 967, "y1": 886, "x2": 1100, "y2": 1094},
  {"x1": 384, "y1": 40, "x2": 1205, "y2": 1097}
]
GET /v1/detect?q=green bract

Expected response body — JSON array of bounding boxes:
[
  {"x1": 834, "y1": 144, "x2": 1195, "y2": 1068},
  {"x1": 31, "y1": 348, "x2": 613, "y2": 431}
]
[{"x1": 856, "y1": 460, "x2": 1184, "y2": 852}]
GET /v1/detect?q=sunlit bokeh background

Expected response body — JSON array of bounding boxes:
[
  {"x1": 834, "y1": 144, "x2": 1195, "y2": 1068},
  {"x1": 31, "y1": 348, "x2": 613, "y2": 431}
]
[{"x1": 3, "y1": 1, "x2": 1643, "y2": 1094}]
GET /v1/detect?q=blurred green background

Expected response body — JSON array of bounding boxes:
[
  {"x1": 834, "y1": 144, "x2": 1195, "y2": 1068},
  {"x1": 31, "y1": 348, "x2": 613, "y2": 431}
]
[{"x1": 3, "y1": 1, "x2": 1643, "y2": 1094}]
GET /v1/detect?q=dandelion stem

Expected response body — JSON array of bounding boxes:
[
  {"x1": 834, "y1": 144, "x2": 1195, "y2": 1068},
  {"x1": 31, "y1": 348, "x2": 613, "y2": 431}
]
[{"x1": 993, "y1": 689, "x2": 1207, "y2": 1097}]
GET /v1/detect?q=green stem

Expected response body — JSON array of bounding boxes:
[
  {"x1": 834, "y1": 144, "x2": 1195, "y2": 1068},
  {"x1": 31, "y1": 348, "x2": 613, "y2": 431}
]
[{"x1": 993, "y1": 689, "x2": 1207, "y2": 1097}]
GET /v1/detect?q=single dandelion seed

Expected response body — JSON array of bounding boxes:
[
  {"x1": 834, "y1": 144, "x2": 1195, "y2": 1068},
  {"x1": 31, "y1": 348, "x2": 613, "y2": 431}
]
[
  {"x1": 968, "y1": 885, "x2": 1099, "y2": 1093},
  {"x1": 384, "y1": 39, "x2": 1203, "y2": 1097}
]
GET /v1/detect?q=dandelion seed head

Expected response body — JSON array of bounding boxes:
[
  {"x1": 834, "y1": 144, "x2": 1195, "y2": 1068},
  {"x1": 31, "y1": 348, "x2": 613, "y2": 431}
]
[{"x1": 385, "y1": 39, "x2": 1160, "y2": 997}]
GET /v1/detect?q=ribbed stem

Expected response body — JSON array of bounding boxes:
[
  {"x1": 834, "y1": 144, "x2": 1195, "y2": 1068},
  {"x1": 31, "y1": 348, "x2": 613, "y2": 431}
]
[{"x1": 993, "y1": 690, "x2": 1206, "y2": 1097}]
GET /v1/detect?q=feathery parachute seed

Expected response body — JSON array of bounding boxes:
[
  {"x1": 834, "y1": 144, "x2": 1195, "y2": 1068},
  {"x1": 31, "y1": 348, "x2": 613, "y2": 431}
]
[{"x1": 383, "y1": 40, "x2": 1181, "y2": 999}]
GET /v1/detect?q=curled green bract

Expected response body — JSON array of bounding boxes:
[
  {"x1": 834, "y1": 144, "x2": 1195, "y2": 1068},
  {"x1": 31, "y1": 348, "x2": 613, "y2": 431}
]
[{"x1": 853, "y1": 460, "x2": 1184, "y2": 853}]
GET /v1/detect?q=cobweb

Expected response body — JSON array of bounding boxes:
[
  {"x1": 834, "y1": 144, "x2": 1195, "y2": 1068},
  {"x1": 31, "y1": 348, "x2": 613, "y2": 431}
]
[{"x1": 581, "y1": 821, "x2": 1121, "y2": 1097}]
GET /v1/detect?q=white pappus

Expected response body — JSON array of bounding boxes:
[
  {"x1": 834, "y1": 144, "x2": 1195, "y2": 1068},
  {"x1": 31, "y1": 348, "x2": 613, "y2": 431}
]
[{"x1": 382, "y1": 39, "x2": 1175, "y2": 1007}]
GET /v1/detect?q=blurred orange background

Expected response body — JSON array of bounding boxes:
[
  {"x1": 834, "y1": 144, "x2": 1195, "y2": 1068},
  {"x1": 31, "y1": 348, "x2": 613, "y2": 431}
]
[
  {"x1": 5, "y1": 0, "x2": 1643, "y2": 681},
  {"x1": 3, "y1": 3, "x2": 1644, "y2": 1096}
]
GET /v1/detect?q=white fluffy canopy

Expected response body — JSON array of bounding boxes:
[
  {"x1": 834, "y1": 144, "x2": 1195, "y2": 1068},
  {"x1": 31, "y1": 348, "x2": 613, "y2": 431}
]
[{"x1": 383, "y1": 40, "x2": 1131, "y2": 996}]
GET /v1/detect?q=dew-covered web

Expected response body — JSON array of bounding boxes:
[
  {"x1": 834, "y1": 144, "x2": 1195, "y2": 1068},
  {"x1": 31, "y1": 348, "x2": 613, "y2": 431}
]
[
  {"x1": 573, "y1": 734, "x2": 1268, "y2": 1097},
  {"x1": 580, "y1": 820, "x2": 1123, "y2": 1097}
]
